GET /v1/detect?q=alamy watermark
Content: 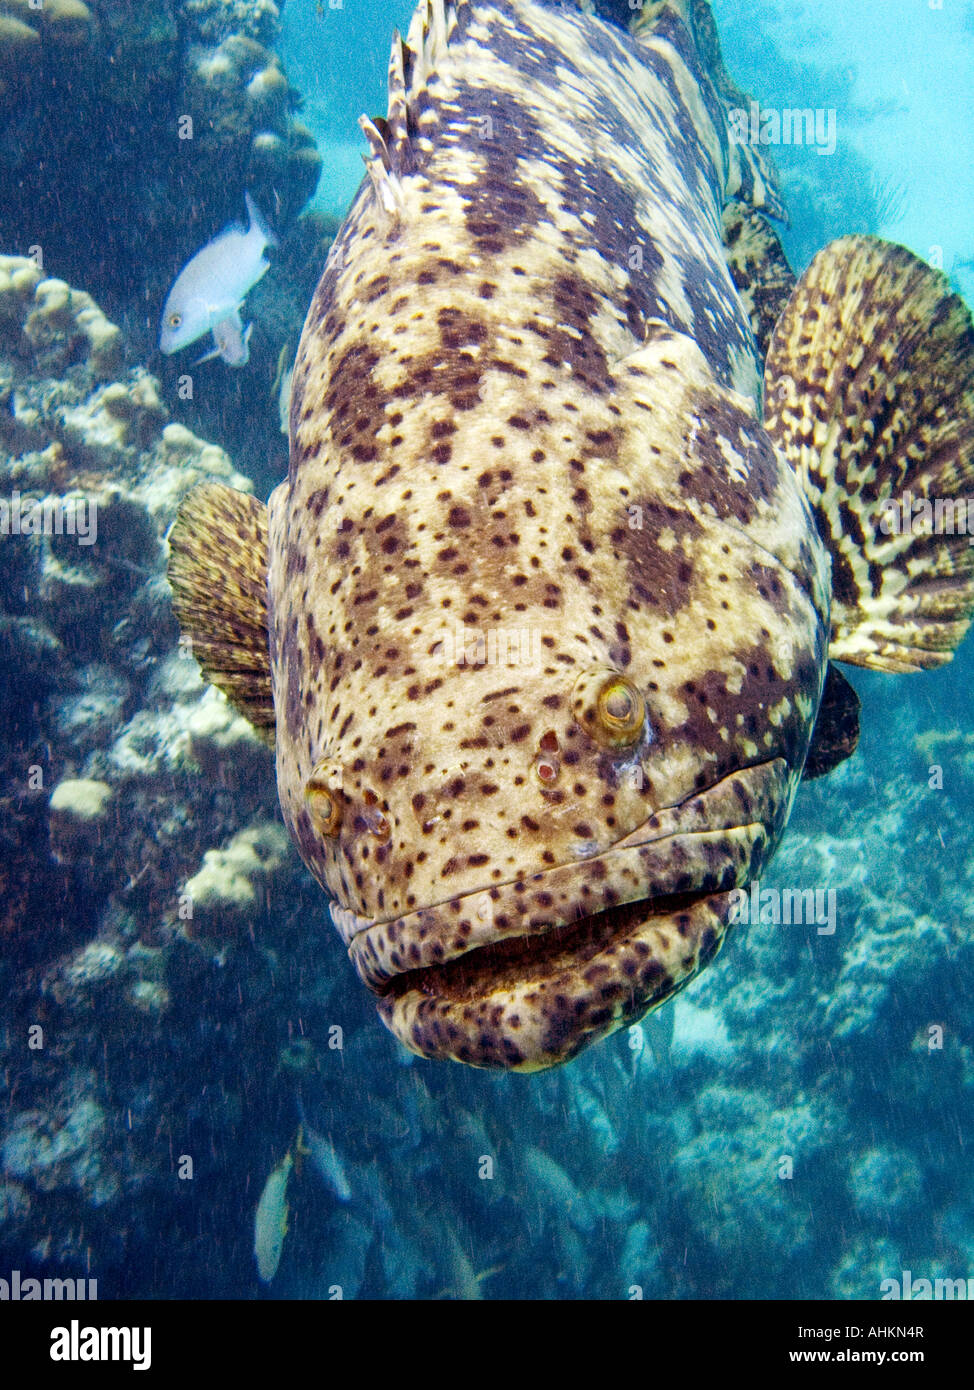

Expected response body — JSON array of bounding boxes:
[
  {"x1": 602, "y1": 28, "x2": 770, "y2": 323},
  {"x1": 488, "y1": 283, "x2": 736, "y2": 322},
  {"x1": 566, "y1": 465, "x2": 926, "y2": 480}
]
[
  {"x1": 879, "y1": 492, "x2": 974, "y2": 545},
  {"x1": 50, "y1": 1320, "x2": 150, "y2": 1371},
  {"x1": 729, "y1": 101, "x2": 837, "y2": 157},
  {"x1": 435, "y1": 623, "x2": 542, "y2": 670},
  {"x1": 0, "y1": 492, "x2": 97, "y2": 546},
  {"x1": 729, "y1": 879, "x2": 836, "y2": 935},
  {"x1": 881, "y1": 1270, "x2": 974, "y2": 1300},
  {"x1": 1, "y1": 1269, "x2": 97, "y2": 1299}
]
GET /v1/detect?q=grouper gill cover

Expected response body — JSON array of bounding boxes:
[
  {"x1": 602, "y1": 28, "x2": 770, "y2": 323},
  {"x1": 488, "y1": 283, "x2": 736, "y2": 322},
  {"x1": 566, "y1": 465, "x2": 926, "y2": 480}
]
[{"x1": 168, "y1": 0, "x2": 974, "y2": 1070}]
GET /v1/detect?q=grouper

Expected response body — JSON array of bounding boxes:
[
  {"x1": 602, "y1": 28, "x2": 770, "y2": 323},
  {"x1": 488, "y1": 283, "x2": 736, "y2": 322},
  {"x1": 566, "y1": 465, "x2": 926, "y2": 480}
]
[{"x1": 168, "y1": 0, "x2": 974, "y2": 1070}]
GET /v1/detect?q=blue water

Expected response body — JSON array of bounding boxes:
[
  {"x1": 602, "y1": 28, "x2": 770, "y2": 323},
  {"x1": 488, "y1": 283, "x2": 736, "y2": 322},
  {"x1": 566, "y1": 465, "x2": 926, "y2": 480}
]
[{"x1": 1, "y1": 0, "x2": 972, "y2": 1303}]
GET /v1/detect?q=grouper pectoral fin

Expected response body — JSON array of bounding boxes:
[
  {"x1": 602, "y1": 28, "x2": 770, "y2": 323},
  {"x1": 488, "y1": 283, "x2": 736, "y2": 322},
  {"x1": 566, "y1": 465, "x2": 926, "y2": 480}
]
[
  {"x1": 802, "y1": 663, "x2": 861, "y2": 780},
  {"x1": 167, "y1": 482, "x2": 275, "y2": 744},
  {"x1": 764, "y1": 235, "x2": 974, "y2": 673}
]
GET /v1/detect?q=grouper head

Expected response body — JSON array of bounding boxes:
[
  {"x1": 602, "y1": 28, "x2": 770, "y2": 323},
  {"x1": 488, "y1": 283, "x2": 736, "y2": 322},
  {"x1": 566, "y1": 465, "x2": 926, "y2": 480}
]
[{"x1": 268, "y1": 318, "x2": 831, "y2": 1071}]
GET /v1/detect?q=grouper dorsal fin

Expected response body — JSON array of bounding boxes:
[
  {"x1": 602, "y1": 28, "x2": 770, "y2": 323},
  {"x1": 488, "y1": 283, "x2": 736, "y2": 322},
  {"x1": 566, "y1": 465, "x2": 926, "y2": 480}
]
[
  {"x1": 358, "y1": 0, "x2": 458, "y2": 224},
  {"x1": 764, "y1": 235, "x2": 974, "y2": 674},
  {"x1": 167, "y1": 482, "x2": 275, "y2": 743}
]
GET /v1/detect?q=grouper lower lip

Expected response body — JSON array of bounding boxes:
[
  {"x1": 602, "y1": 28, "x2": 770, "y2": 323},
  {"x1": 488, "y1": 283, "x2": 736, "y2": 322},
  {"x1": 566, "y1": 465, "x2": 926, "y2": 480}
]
[
  {"x1": 377, "y1": 888, "x2": 740, "y2": 1070},
  {"x1": 332, "y1": 759, "x2": 785, "y2": 1069}
]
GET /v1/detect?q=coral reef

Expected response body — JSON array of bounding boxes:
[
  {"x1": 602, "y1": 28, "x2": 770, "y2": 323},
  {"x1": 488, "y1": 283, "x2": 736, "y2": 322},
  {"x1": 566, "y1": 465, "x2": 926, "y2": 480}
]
[
  {"x1": 0, "y1": 264, "x2": 323, "y2": 1288},
  {"x1": 0, "y1": 257, "x2": 121, "y2": 379},
  {"x1": 48, "y1": 777, "x2": 114, "y2": 863},
  {"x1": 181, "y1": 820, "x2": 291, "y2": 948},
  {"x1": 0, "y1": 0, "x2": 94, "y2": 78},
  {"x1": 179, "y1": 32, "x2": 321, "y2": 228},
  {"x1": 182, "y1": 0, "x2": 283, "y2": 46}
]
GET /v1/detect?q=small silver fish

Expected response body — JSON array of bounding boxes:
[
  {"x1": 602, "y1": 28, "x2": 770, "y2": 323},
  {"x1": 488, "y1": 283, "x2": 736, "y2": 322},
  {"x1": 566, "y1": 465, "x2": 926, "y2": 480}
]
[{"x1": 160, "y1": 192, "x2": 275, "y2": 362}]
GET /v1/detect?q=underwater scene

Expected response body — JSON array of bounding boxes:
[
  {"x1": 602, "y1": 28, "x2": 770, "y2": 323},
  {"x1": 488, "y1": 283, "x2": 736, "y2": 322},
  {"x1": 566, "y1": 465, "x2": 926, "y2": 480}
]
[{"x1": 1, "y1": 0, "x2": 973, "y2": 1312}]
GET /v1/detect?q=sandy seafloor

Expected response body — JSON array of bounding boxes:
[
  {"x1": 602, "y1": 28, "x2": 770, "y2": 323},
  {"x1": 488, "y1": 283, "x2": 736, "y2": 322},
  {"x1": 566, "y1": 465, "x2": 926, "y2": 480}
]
[{"x1": 0, "y1": 0, "x2": 972, "y2": 1302}]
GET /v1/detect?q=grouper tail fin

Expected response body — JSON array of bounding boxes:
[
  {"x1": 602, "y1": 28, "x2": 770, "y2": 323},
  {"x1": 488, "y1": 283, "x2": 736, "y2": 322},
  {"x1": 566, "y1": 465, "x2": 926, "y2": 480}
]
[{"x1": 764, "y1": 236, "x2": 974, "y2": 674}]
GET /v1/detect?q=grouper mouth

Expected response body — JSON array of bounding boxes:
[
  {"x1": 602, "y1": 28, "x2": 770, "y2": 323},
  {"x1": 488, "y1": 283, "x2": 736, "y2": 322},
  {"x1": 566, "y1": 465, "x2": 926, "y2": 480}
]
[{"x1": 330, "y1": 760, "x2": 787, "y2": 1071}]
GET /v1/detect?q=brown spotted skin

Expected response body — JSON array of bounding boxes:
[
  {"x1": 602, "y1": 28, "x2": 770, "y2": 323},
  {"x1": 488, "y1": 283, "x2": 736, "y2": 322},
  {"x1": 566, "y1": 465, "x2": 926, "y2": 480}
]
[{"x1": 268, "y1": 0, "x2": 831, "y2": 1069}]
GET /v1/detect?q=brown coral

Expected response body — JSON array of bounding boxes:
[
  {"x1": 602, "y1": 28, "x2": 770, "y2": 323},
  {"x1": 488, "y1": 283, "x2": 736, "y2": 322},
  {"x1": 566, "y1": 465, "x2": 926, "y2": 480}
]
[{"x1": 0, "y1": 256, "x2": 121, "y2": 378}]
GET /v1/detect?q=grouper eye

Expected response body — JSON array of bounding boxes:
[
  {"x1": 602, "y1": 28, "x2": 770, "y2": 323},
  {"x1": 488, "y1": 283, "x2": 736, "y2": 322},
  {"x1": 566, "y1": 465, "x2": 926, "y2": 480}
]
[
  {"x1": 168, "y1": 312, "x2": 182, "y2": 328},
  {"x1": 304, "y1": 764, "x2": 343, "y2": 836},
  {"x1": 572, "y1": 668, "x2": 647, "y2": 749}
]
